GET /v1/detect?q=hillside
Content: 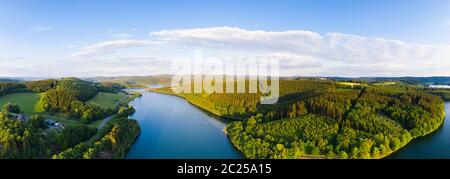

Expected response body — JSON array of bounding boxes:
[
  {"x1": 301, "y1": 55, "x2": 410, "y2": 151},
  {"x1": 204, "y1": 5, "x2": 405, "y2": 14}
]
[
  {"x1": 56, "y1": 78, "x2": 99, "y2": 101},
  {"x1": 86, "y1": 75, "x2": 172, "y2": 88},
  {"x1": 0, "y1": 93, "x2": 44, "y2": 114},
  {"x1": 0, "y1": 78, "x2": 139, "y2": 159},
  {"x1": 152, "y1": 79, "x2": 447, "y2": 159},
  {"x1": 326, "y1": 77, "x2": 450, "y2": 86}
]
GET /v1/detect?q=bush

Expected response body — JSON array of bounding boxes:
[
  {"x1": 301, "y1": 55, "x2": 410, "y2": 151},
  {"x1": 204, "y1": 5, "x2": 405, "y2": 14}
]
[
  {"x1": 117, "y1": 105, "x2": 136, "y2": 118},
  {"x1": 24, "y1": 79, "x2": 58, "y2": 93},
  {"x1": 57, "y1": 78, "x2": 98, "y2": 101},
  {"x1": 41, "y1": 89, "x2": 77, "y2": 113},
  {"x1": 2, "y1": 103, "x2": 21, "y2": 113},
  {"x1": 0, "y1": 82, "x2": 27, "y2": 97}
]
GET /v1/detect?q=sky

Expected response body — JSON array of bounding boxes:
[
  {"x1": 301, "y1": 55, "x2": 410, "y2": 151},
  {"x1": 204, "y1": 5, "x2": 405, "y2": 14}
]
[{"x1": 0, "y1": 0, "x2": 449, "y2": 77}]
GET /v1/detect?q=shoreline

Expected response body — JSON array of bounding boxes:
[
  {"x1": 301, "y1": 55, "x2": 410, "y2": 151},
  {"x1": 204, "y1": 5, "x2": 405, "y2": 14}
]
[
  {"x1": 383, "y1": 107, "x2": 447, "y2": 159},
  {"x1": 148, "y1": 88, "x2": 246, "y2": 121},
  {"x1": 148, "y1": 88, "x2": 448, "y2": 159},
  {"x1": 126, "y1": 88, "x2": 247, "y2": 159}
]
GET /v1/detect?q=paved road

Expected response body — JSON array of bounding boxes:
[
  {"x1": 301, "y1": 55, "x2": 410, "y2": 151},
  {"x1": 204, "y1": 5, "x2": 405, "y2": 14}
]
[
  {"x1": 97, "y1": 115, "x2": 116, "y2": 129},
  {"x1": 96, "y1": 93, "x2": 133, "y2": 129}
]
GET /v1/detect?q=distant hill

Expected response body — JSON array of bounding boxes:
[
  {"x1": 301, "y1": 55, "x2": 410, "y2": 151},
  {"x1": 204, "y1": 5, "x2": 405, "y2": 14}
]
[
  {"x1": 5, "y1": 75, "x2": 450, "y2": 88},
  {"x1": 325, "y1": 77, "x2": 450, "y2": 85},
  {"x1": 87, "y1": 75, "x2": 450, "y2": 88},
  {"x1": 0, "y1": 78, "x2": 20, "y2": 82},
  {"x1": 57, "y1": 77, "x2": 99, "y2": 101},
  {"x1": 0, "y1": 77, "x2": 52, "y2": 82},
  {"x1": 84, "y1": 75, "x2": 173, "y2": 88}
]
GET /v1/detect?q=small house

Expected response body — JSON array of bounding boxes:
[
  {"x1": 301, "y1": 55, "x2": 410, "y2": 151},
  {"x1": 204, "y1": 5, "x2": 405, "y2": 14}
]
[
  {"x1": 16, "y1": 114, "x2": 27, "y2": 122},
  {"x1": 46, "y1": 119, "x2": 57, "y2": 126}
]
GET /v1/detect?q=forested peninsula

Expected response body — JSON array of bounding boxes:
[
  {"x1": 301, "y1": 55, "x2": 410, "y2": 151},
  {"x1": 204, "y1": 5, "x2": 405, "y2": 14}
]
[{"x1": 152, "y1": 79, "x2": 449, "y2": 159}]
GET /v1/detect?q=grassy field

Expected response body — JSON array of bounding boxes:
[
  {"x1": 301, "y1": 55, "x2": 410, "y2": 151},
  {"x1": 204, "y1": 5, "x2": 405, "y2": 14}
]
[
  {"x1": 88, "y1": 119, "x2": 103, "y2": 128},
  {"x1": 0, "y1": 92, "x2": 44, "y2": 114},
  {"x1": 86, "y1": 92, "x2": 128, "y2": 109},
  {"x1": 337, "y1": 82, "x2": 368, "y2": 87},
  {"x1": 372, "y1": 81, "x2": 397, "y2": 86},
  {"x1": 44, "y1": 114, "x2": 81, "y2": 126}
]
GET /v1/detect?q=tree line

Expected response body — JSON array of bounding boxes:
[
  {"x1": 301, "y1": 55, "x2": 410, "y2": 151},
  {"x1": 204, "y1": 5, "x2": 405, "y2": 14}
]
[
  {"x1": 223, "y1": 81, "x2": 446, "y2": 159},
  {"x1": 0, "y1": 112, "x2": 98, "y2": 158},
  {"x1": 53, "y1": 118, "x2": 140, "y2": 159}
]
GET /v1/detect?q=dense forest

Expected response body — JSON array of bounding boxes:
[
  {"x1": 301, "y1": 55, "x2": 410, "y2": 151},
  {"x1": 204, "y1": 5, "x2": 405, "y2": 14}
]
[
  {"x1": 327, "y1": 77, "x2": 450, "y2": 85},
  {"x1": 422, "y1": 88, "x2": 450, "y2": 101},
  {"x1": 87, "y1": 75, "x2": 173, "y2": 88},
  {"x1": 34, "y1": 78, "x2": 128, "y2": 123},
  {"x1": 154, "y1": 79, "x2": 447, "y2": 159},
  {"x1": 0, "y1": 112, "x2": 98, "y2": 158},
  {"x1": 1, "y1": 76, "x2": 449, "y2": 159},
  {"x1": 1, "y1": 79, "x2": 117, "y2": 123},
  {"x1": 53, "y1": 118, "x2": 140, "y2": 159},
  {"x1": 0, "y1": 82, "x2": 28, "y2": 97},
  {"x1": 0, "y1": 78, "x2": 140, "y2": 159},
  {"x1": 25, "y1": 79, "x2": 58, "y2": 93}
]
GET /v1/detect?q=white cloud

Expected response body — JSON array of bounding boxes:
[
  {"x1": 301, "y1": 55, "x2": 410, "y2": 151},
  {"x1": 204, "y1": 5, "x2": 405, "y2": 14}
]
[
  {"x1": 259, "y1": 53, "x2": 323, "y2": 69},
  {"x1": 72, "y1": 40, "x2": 165, "y2": 58},
  {"x1": 0, "y1": 57, "x2": 22, "y2": 61},
  {"x1": 61, "y1": 27, "x2": 450, "y2": 77},
  {"x1": 104, "y1": 28, "x2": 139, "y2": 38},
  {"x1": 151, "y1": 27, "x2": 323, "y2": 53},
  {"x1": 31, "y1": 25, "x2": 53, "y2": 32},
  {"x1": 150, "y1": 27, "x2": 450, "y2": 76},
  {"x1": 112, "y1": 33, "x2": 132, "y2": 38}
]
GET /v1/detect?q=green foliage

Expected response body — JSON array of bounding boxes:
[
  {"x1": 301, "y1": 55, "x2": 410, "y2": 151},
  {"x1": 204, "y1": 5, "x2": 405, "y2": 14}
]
[
  {"x1": 422, "y1": 88, "x2": 450, "y2": 101},
  {"x1": 24, "y1": 79, "x2": 58, "y2": 93},
  {"x1": 0, "y1": 113, "x2": 46, "y2": 158},
  {"x1": 54, "y1": 118, "x2": 140, "y2": 159},
  {"x1": 156, "y1": 79, "x2": 358, "y2": 121},
  {"x1": 41, "y1": 89, "x2": 77, "y2": 113},
  {"x1": 80, "y1": 104, "x2": 112, "y2": 124},
  {"x1": 69, "y1": 101, "x2": 113, "y2": 124},
  {"x1": 93, "y1": 75, "x2": 172, "y2": 88},
  {"x1": 0, "y1": 93, "x2": 44, "y2": 114},
  {"x1": 53, "y1": 125, "x2": 97, "y2": 150},
  {"x1": 27, "y1": 115, "x2": 47, "y2": 129},
  {"x1": 0, "y1": 78, "x2": 139, "y2": 159},
  {"x1": 0, "y1": 111, "x2": 96, "y2": 159},
  {"x1": 117, "y1": 105, "x2": 136, "y2": 118},
  {"x1": 219, "y1": 81, "x2": 445, "y2": 159},
  {"x1": 227, "y1": 115, "x2": 338, "y2": 159},
  {"x1": 0, "y1": 82, "x2": 27, "y2": 97},
  {"x1": 156, "y1": 79, "x2": 445, "y2": 159},
  {"x1": 98, "y1": 82, "x2": 125, "y2": 93},
  {"x1": 86, "y1": 92, "x2": 128, "y2": 109},
  {"x1": 56, "y1": 78, "x2": 98, "y2": 101},
  {"x1": 100, "y1": 118, "x2": 140, "y2": 158},
  {"x1": 41, "y1": 88, "x2": 115, "y2": 124},
  {"x1": 2, "y1": 103, "x2": 21, "y2": 113}
]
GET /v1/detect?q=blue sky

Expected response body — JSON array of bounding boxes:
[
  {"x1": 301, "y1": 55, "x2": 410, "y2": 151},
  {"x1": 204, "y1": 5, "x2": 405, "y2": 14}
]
[{"x1": 0, "y1": 0, "x2": 449, "y2": 77}]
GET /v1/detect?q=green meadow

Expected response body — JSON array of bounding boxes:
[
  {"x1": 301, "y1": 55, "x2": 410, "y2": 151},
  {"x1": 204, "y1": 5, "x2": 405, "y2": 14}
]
[
  {"x1": 0, "y1": 92, "x2": 44, "y2": 114},
  {"x1": 86, "y1": 92, "x2": 128, "y2": 109}
]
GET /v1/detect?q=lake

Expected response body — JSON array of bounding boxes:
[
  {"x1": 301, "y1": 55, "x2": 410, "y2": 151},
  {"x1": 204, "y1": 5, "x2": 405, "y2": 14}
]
[
  {"x1": 126, "y1": 91, "x2": 450, "y2": 159},
  {"x1": 429, "y1": 85, "x2": 450, "y2": 89},
  {"x1": 389, "y1": 102, "x2": 450, "y2": 159},
  {"x1": 125, "y1": 91, "x2": 243, "y2": 159}
]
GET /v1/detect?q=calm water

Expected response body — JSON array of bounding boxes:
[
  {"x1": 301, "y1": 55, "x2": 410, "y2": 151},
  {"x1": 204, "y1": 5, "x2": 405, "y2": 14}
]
[
  {"x1": 390, "y1": 103, "x2": 450, "y2": 159},
  {"x1": 125, "y1": 92, "x2": 243, "y2": 159},
  {"x1": 429, "y1": 85, "x2": 450, "y2": 89},
  {"x1": 125, "y1": 91, "x2": 450, "y2": 159}
]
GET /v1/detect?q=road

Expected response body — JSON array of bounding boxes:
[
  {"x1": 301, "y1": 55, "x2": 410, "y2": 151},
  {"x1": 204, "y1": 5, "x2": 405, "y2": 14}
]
[{"x1": 97, "y1": 115, "x2": 116, "y2": 129}]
